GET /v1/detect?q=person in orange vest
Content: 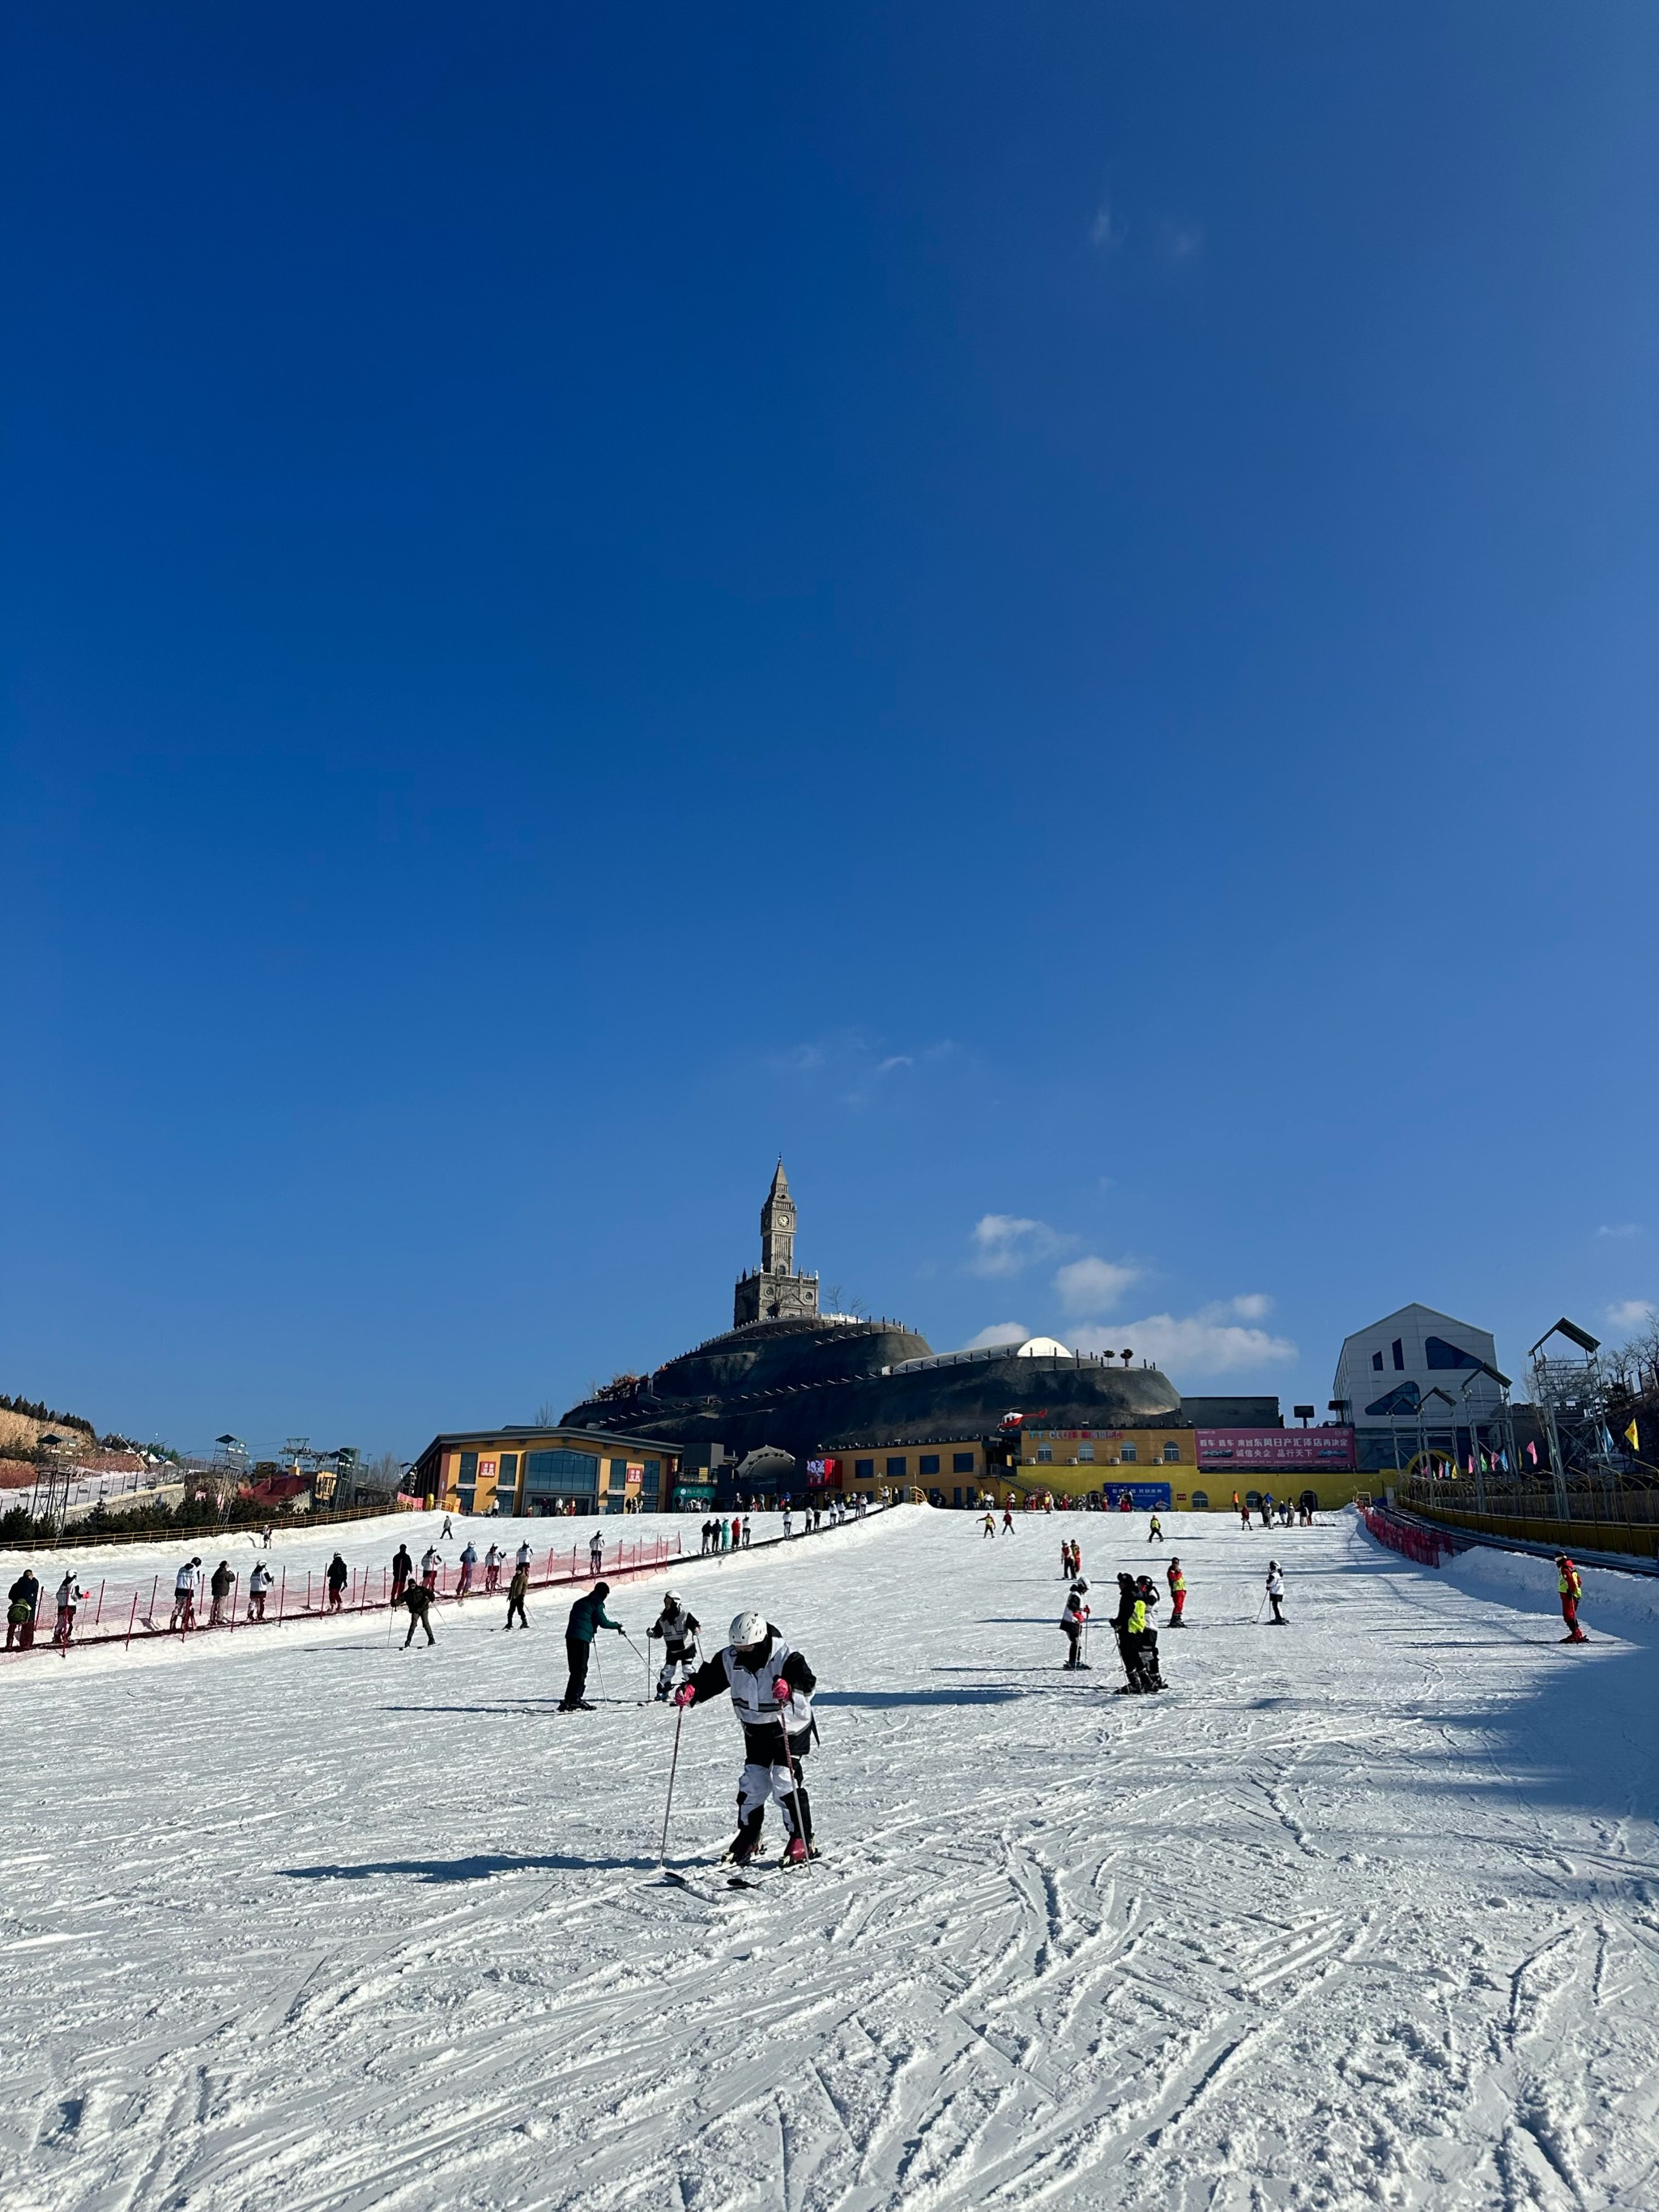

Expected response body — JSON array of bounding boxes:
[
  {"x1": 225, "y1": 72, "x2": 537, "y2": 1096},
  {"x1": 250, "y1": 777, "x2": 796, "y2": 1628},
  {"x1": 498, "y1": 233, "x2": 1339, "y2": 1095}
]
[
  {"x1": 1556, "y1": 1556, "x2": 1587, "y2": 1643},
  {"x1": 1166, "y1": 1557, "x2": 1187, "y2": 1627}
]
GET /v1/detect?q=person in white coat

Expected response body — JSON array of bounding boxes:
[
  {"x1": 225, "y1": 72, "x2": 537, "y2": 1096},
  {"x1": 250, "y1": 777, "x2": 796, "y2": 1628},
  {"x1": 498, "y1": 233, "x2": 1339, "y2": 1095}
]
[
  {"x1": 674, "y1": 1611, "x2": 819, "y2": 1866},
  {"x1": 1265, "y1": 1561, "x2": 1286, "y2": 1625},
  {"x1": 1060, "y1": 1578, "x2": 1092, "y2": 1669},
  {"x1": 170, "y1": 1557, "x2": 203, "y2": 1633},
  {"x1": 248, "y1": 1561, "x2": 273, "y2": 1621}
]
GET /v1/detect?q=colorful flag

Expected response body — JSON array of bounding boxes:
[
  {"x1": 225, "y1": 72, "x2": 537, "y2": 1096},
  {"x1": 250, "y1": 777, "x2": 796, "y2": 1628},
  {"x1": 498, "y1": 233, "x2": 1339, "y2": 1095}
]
[
  {"x1": 1525, "y1": 1441, "x2": 1538, "y2": 1465},
  {"x1": 1627, "y1": 1419, "x2": 1641, "y2": 1453}
]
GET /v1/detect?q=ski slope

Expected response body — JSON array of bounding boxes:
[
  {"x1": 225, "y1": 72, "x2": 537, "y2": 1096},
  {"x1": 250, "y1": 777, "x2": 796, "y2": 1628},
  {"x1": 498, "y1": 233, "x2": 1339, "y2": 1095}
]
[{"x1": 2, "y1": 1505, "x2": 1657, "y2": 2210}]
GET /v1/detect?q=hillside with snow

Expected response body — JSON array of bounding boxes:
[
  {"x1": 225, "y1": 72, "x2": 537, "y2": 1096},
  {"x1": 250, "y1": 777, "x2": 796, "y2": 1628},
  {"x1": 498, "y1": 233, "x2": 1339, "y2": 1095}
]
[{"x1": 2, "y1": 1505, "x2": 1654, "y2": 2210}]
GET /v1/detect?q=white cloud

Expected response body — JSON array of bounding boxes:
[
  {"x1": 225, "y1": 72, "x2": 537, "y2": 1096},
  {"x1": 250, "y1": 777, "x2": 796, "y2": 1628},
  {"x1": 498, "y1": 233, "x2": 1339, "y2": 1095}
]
[
  {"x1": 1227, "y1": 1292, "x2": 1274, "y2": 1322},
  {"x1": 1606, "y1": 1300, "x2": 1657, "y2": 1331},
  {"x1": 968, "y1": 1215, "x2": 1074, "y2": 1279},
  {"x1": 1598, "y1": 1223, "x2": 1642, "y2": 1239},
  {"x1": 876, "y1": 1055, "x2": 914, "y2": 1074},
  {"x1": 1162, "y1": 218, "x2": 1203, "y2": 259},
  {"x1": 966, "y1": 1322, "x2": 1030, "y2": 1350},
  {"x1": 1090, "y1": 202, "x2": 1125, "y2": 251},
  {"x1": 1053, "y1": 1255, "x2": 1141, "y2": 1313},
  {"x1": 1071, "y1": 1303, "x2": 1296, "y2": 1377}
]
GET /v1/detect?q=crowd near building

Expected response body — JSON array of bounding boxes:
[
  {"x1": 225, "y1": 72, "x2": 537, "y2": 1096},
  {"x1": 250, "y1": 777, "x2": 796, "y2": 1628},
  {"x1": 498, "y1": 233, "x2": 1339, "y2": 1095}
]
[{"x1": 413, "y1": 1168, "x2": 1546, "y2": 1522}]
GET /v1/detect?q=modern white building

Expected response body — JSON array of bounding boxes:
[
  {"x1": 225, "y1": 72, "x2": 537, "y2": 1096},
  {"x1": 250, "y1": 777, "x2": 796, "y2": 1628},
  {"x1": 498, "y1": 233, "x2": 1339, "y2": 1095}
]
[{"x1": 1332, "y1": 1302, "x2": 1509, "y2": 1475}]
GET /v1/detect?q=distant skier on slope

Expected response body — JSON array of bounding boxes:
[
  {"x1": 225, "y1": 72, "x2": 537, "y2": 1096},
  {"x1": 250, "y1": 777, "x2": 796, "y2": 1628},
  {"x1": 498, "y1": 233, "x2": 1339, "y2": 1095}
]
[
  {"x1": 484, "y1": 1543, "x2": 504, "y2": 1593},
  {"x1": 673, "y1": 1610, "x2": 819, "y2": 1866},
  {"x1": 1238, "y1": 1496, "x2": 1251, "y2": 1531},
  {"x1": 505, "y1": 1560, "x2": 529, "y2": 1629},
  {"x1": 1166, "y1": 1557, "x2": 1187, "y2": 1627},
  {"x1": 982, "y1": 1512, "x2": 996, "y2": 1538},
  {"x1": 420, "y1": 1547, "x2": 442, "y2": 1594},
  {"x1": 561, "y1": 1581, "x2": 624, "y2": 1711},
  {"x1": 248, "y1": 1561, "x2": 272, "y2": 1621},
  {"x1": 53, "y1": 1573, "x2": 88, "y2": 1648},
  {"x1": 1060, "y1": 1579, "x2": 1091, "y2": 1669},
  {"x1": 1001, "y1": 1505, "x2": 1015, "y2": 1535},
  {"x1": 390, "y1": 1544, "x2": 412, "y2": 1603},
  {"x1": 1111, "y1": 1574, "x2": 1161, "y2": 1694},
  {"x1": 170, "y1": 1558, "x2": 203, "y2": 1633},
  {"x1": 1556, "y1": 1556, "x2": 1587, "y2": 1643},
  {"x1": 647, "y1": 1593, "x2": 702, "y2": 1702},
  {"x1": 403, "y1": 1580, "x2": 436, "y2": 1648},
  {"x1": 1265, "y1": 1561, "x2": 1286, "y2": 1625},
  {"x1": 326, "y1": 1554, "x2": 348, "y2": 1613},
  {"x1": 1147, "y1": 1514, "x2": 1165, "y2": 1545}
]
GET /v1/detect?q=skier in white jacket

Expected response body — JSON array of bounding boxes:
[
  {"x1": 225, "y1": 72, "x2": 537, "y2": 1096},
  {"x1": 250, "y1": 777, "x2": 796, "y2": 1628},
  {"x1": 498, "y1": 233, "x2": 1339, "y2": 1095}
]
[
  {"x1": 674, "y1": 1611, "x2": 819, "y2": 1865},
  {"x1": 1265, "y1": 1561, "x2": 1286, "y2": 1625}
]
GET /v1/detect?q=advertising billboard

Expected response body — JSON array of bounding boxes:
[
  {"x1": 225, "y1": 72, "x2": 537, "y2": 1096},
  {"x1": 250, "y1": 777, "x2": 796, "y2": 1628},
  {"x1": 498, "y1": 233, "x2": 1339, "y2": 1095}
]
[{"x1": 1196, "y1": 1428, "x2": 1355, "y2": 1471}]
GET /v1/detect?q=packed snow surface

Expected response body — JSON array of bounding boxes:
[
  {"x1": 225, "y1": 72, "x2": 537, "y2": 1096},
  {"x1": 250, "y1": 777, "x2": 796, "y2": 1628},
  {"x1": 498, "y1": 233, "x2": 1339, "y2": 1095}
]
[{"x1": 2, "y1": 1505, "x2": 1656, "y2": 2210}]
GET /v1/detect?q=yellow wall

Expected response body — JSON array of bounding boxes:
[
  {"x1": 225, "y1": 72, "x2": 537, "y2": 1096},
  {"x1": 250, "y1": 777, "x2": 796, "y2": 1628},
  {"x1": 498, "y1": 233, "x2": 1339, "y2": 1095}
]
[{"x1": 425, "y1": 1433, "x2": 677, "y2": 1514}]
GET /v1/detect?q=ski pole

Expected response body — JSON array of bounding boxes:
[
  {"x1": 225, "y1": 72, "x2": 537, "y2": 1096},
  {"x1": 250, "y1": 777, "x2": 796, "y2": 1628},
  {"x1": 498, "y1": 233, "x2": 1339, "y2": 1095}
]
[
  {"x1": 778, "y1": 1715, "x2": 811, "y2": 1865},
  {"x1": 659, "y1": 1702, "x2": 686, "y2": 1867},
  {"x1": 1252, "y1": 1592, "x2": 1268, "y2": 1625}
]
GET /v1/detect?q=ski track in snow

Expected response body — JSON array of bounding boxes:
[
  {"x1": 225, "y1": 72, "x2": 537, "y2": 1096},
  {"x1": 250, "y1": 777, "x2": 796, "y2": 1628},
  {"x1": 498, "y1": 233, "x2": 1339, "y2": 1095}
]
[{"x1": 2, "y1": 1506, "x2": 1657, "y2": 2210}]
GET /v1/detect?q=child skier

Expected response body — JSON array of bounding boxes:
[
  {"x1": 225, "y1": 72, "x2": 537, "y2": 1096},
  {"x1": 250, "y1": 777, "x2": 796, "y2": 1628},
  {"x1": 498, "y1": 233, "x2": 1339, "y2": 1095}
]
[
  {"x1": 1265, "y1": 1561, "x2": 1286, "y2": 1624},
  {"x1": 1060, "y1": 1579, "x2": 1091, "y2": 1668},
  {"x1": 1556, "y1": 1556, "x2": 1586, "y2": 1643},
  {"x1": 647, "y1": 1592, "x2": 702, "y2": 1701},
  {"x1": 1166, "y1": 1556, "x2": 1187, "y2": 1627},
  {"x1": 673, "y1": 1609, "x2": 819, "y2": 1866},
  {"x1": 982, "y1": 1512, "x2": 996, "y2": 1538}
]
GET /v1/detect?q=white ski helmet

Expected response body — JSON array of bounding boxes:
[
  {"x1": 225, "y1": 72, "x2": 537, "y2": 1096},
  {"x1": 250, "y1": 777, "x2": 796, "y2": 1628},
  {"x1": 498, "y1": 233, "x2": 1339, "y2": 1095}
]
[
  {"x1": 729, "y1": 1610, "x2": 768, "y2": 1649},
  {"x1": 1071, "y1": 1578, "x2": 1090, "y2": 1594}
]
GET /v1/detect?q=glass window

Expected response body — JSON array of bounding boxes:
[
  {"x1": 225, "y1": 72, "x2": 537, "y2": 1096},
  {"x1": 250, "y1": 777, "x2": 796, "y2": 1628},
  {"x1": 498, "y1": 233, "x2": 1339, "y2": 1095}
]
[
  {"x1": 460, "y1": 1451, "x2": 479, "y2": 1484},
  {"x1": 1426, "y1": 1336, "x2": 1482, "y2": 1371},
  {"x1": 855, "y1": 1458, "x2": 874, "y2": 1480},
  {"x1": 1162, "y1": 1442, "x2": 1181, "y2": 1464},
  {"x1": 1077, "y1": 1443, "x2": 1094, "y2": 1463},
  {"x1": 608, "y1": 1458, "x2": 629, "y2": 1491},
  {"x1": 524, "y1": 1448, "x2": 599, "y2": 1493},
  {"x1": 1192, "y1": 1488, "x2": 1210, "y2": 1510},
  {"x1": 1392, "y1": 1339, "x2": 1405, "y2": 1371},
  {"x1": 1364, "y1": 1383, "x2": 1421, "y2": 1418},
  {"x1": 1036, "y1": 1445, "x2": 1053, "y2": 1463},
  {"x1": 1371, "y1": 1351, "x2": 1384, "y2": 1372},
  {"x1": 642, "y1": 1458, "x2": 660, "y2": 1497},
  {"x1": 1119, "y1": 1441, "x2": 1138, "y2": 1464},
  {"x1": 885, "y1": 1456, "x2": 907, "y2": 1478},
  {"x1": 952, "y1": 1452, "x2": 975, "y2": 1474},
  {"x1": 919, "y1": 1454, "x2": 940, "y2": 1475}
]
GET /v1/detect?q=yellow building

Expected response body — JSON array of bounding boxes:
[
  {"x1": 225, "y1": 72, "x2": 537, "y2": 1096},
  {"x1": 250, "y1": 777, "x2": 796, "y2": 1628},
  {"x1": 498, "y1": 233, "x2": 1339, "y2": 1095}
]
[{"x1": 411, "y1": 1426, "x2": 680, "y2": 1517}]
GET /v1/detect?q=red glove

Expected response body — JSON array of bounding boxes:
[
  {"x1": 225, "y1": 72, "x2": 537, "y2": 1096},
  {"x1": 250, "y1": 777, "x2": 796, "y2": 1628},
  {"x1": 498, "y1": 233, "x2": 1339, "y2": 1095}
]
[{"x1": 673, "y1": 1684, "x2": 696, "y2": 1707}]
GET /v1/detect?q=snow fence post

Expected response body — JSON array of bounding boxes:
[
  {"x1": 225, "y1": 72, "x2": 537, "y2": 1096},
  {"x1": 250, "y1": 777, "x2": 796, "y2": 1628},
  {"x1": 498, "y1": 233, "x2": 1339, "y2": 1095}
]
[
  {"x1": 93, "y1": 1580, "x2": 104, "y2": 1626},
  {"x1": 125, "y1": 1592, "x2": 138, "y2": 1649}
]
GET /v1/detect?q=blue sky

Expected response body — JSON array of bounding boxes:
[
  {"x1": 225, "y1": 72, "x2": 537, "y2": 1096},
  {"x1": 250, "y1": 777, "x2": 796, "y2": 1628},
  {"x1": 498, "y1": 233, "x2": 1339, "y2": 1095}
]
[{"x1": 3, "y1": 5, "x2": 1656, "y2": 1459}]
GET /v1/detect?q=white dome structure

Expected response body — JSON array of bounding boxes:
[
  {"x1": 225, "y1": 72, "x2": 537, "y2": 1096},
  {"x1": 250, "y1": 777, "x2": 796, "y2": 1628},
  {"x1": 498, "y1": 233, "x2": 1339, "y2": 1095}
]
[{"x1": 1014, "y1": 1336, "x2": 1075, "y2": 1358}]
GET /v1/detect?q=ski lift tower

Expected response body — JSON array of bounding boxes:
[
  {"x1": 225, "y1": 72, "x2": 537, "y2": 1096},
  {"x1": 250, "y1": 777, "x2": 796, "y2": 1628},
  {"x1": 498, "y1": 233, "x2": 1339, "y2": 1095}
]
[{"x1": 1528, "y1": 1318, "x2": 1607, "y2": 1520}]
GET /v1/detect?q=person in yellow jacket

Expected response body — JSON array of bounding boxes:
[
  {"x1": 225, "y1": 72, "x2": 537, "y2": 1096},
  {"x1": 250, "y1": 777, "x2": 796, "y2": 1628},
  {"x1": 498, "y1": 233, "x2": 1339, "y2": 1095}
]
[
  {"x1": 1555, "y1": 1556, "x2": 1587, "y2": 1644},
  {"x1": 1166, "y1": 1557, "x2": 1187, "y2": 1627}
]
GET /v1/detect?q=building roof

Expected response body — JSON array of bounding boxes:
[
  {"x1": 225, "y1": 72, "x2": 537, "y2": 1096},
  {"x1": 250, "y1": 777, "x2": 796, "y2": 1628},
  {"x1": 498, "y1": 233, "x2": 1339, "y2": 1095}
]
[{"x1": 414, "y1": 1425, "x2": 681, "y2": 1463}]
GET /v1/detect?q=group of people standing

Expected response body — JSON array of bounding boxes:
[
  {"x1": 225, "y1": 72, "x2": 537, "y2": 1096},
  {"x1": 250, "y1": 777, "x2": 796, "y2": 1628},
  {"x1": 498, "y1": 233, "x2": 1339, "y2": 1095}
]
[{"x1": 700, "y1": 1517, "x2": 750, "y2": 1554}]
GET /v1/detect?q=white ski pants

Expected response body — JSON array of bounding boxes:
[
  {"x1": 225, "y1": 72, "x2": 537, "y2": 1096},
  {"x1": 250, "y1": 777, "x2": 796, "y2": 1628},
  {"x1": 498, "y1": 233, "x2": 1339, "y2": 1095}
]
[
  {"x1": 738, "y1": 1759, "x2": 801, "y2": 1819},
  {"x1": 657, "y1": 1651, "x2": 693, "y2": 1694}
]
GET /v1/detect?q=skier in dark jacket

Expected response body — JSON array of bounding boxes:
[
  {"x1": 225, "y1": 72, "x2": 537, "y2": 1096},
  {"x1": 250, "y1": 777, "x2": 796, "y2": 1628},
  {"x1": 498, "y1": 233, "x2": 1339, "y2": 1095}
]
[
  {"x1": 403, "y1": 1581, "x2": 436, "y2": 1647},
  {"x1": 505, "y1": 1562, "x2": 529, "y2": 1629},
  {"x1": 674, "y1": 1609, "x2": 819, "y2": 1865},
  {"x1": 208, "y1": 1560, "x2": 235, "y2": 1625},
  {"x1": 326, "y1": 1554, "x2": 349, "y2": 1612},
  {"x1": 390, "y1": 1544, "x2": 412, "y2": 1603},
  {"x1": 8, "y1": 1569, "x2": 41, "y2": 1650},
  {"x1": 561, "y1": 1581, "x2": 624, "y2": 1710}
]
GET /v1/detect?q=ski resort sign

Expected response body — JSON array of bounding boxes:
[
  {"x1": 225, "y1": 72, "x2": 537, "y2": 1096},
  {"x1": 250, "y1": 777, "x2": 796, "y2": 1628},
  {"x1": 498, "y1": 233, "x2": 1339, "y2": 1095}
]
[{"x1": 1196, "y1": 1428, "x2": 1355, "y2": 1471}]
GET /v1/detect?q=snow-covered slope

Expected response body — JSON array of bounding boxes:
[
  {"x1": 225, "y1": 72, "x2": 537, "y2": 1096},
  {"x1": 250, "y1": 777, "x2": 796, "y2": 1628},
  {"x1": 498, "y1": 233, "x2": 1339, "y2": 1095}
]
[{"x1": 2, "y1": 1506, "x2": 1654, "y2": 2210}]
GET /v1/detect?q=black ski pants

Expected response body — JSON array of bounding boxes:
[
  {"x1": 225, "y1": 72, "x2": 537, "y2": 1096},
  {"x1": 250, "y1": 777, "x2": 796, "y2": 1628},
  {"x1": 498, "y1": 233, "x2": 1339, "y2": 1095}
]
[
  {"x1": 506, "y1": 1593, "x2": 527, "y2": 1629},
  {"x1": 562, "y1": 1633, "x2": 591, "y2": 1706},
  {"x1": 1269, "y1": 1595, "x2": 1285, "y2": 1623},
  {"x1": 403, "y1": 1596, "x2": 434, "y2": 1646}
]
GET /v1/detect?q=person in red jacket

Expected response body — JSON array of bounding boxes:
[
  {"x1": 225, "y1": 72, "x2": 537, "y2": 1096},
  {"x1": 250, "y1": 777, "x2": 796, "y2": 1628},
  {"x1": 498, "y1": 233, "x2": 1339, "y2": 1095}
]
[
  {"x1": 1556, "y1": 1556, "x2": 1586, "y2": 1643},
  {"x1": 1166, "y1": 1557, "x2": 1187, "y2": 1627}
]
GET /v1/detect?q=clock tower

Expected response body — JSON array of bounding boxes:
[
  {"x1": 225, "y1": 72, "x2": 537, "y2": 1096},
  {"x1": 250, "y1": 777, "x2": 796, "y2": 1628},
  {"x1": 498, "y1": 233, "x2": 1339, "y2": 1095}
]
[{"x1": 734, "y1": 1161, "x2": 821, "y2": 1327}]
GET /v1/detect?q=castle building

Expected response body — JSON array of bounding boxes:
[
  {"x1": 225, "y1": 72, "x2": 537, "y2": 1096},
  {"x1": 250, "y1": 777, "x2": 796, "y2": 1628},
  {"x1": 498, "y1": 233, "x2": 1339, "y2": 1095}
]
[{"x1": 731, "y1": 1161, "x2": 820, "y2": 1327}]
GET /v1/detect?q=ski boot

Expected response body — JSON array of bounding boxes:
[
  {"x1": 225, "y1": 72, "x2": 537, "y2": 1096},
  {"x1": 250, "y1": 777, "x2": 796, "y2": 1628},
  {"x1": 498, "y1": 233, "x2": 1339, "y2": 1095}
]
[
  {"x1": 721, "y1": 1810, "x2": 766, "y2": 1868},
  {"x1": 781, "y1": 1835, "x2": 810, "y2": 1867}
]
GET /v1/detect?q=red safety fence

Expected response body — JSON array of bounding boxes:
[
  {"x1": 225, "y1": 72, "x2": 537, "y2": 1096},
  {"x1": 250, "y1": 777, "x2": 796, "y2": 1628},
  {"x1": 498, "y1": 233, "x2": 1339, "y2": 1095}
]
[
  {"x1": 1361, "y1": 1505, "x2": 1459, "y2": 1568},
  {"x1": 2, "y1": 1532, "x2": 683, "y2": 1663}
]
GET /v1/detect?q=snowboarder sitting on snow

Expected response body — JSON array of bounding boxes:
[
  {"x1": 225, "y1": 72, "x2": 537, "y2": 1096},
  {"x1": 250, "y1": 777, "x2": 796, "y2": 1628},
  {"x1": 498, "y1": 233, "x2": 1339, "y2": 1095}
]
[
  {"x1": 1265, "y1": 1561, "x2": 1286, "y2": 1624},
  {"x1": 1060, "y1": 1579, "x2": 1091, "y2": 1668},
  {"x1": 561, "y1": 1580, "x2": 624, "y2": 1710},
  {"x1": 673, "y1": 1609, "x2": 819, "y2": 1866},
  {"x1": 1556, "y1": 1557, "x2": 1586, "y2": 1643},
  {"x1": 647, "y1": 1593, "x2": 701, "y2": 1702}
]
